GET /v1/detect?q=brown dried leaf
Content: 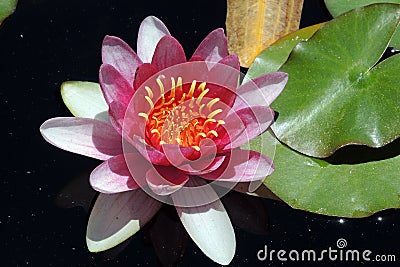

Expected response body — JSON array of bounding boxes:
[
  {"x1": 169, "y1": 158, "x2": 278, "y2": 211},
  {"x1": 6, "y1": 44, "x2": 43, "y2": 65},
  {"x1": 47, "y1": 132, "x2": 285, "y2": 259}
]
[{"x1": 226, "y1": 0, "x2": 304, "y2": 67}]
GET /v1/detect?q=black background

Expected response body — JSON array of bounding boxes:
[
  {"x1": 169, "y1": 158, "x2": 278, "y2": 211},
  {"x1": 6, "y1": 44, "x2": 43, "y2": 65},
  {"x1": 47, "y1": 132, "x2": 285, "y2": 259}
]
[{"x1": 1, "y1": 0, "x2": 399, "y2": 266}]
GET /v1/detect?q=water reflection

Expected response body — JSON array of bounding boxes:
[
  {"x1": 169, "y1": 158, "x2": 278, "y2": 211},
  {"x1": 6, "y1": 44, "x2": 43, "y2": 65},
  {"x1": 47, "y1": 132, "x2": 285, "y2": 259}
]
[{"x1": 55, "y1": 170, "x2": 270, "y2": 266}]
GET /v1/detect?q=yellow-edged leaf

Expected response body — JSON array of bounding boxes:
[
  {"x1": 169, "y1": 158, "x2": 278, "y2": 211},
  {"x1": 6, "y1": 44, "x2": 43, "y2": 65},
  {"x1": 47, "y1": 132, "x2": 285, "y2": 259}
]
[{"x1": 226, "y1": 0, "x2": 304, "y2": 67}]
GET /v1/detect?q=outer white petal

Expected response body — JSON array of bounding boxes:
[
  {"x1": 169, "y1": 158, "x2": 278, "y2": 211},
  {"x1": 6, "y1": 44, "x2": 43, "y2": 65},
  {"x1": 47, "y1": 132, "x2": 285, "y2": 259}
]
[
  {"x1": 61, "y1": 81, "x2": 109, "y2": 122},
  {"x1": 172, "y1": 177, "x2": 236, "y2": 265},
  {"x1": 137, "y1": 16, "x2": 170, "y2": 63},
  {"x1": 40, "y1": 117, "x2": 122, "y2": 160},
  {"x1": 86, "y1": 190, "x2": 162, "y2": 252}
]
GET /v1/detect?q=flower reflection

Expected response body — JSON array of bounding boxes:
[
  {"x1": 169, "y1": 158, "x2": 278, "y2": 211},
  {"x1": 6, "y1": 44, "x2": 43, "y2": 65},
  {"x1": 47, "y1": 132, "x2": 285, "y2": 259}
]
[{"x1": 56, "y1": 172, "x2": 270, "y2": 266}]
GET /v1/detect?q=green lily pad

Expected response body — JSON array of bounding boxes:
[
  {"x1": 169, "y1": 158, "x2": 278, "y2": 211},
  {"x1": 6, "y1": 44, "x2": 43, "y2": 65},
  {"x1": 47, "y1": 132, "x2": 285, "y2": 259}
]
[
  {"x1": 0, "y1": 0, "x2": 17, "y2": 25},
  {"x1": 244, "y1": 23, "x2": 325, "y2": 83},
  {"x1": 250, "y1": 131, "x2": 400, "y2": 218},
  {"x1": 271, "y1": 4, "x2": 400, "y2": 157},
  {"x1": 325, "y1": 0, "x2": 400, "y2": 48}
]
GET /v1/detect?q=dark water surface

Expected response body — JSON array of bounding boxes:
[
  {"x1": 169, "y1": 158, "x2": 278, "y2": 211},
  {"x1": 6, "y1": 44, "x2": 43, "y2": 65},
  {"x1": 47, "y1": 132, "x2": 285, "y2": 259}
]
[{"x1": 1, "y1": 0, "x2": 399, "y2": 266}]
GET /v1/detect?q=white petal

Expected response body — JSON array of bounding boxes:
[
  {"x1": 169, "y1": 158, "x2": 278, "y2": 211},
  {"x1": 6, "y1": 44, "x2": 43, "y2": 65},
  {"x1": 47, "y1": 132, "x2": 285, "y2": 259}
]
[
  {"x1": 86, "y1": 190, "x2": 162, "y2": 252},
  {"x1": 40, "y1": 117, "x2": 122, "y2": 160},
  {"x1": 172, "y1": 177, "x2": 236, "y2": 265},
  {"x1": 61, "y1": 81, "x2": 109, "y2": 122},
  {"x1": 137, "y1": 16, "x2": 170, "y2": 63}
]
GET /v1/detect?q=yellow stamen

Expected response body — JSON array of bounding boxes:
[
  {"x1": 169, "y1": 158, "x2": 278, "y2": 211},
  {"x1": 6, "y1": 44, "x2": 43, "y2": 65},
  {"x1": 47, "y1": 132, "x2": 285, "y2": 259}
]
[
  {"x1": 208, "y1": 109, "x2": 222, "y2": 119},
  {"x1": 207, "y1": 98, "x2": 220, "y2": 110},
  {"x1": 204, "y1": 118, "x2": 217, "y2": 126},
  {"x1": 199, "y1": 104, "x2": 205, "y2": 116},
  {"x1": 189, "y1": 97, "x2": 195, "y2": 108},
  {"x1": 156, "y1": 78, "x2": 164, "y2": 96},
  {"x1": 145, "y1": 96, "x2": 154, "y2": 109},
  {"x1": 151, "y1": 129, "x2": 160, "y2": 135},
  {"x1": 170, "y1": 77, "x2": 176, "y2": 97},
  {"x1": 207, "y1": 130, "x2": 218, "y2": 138},
  {"x1": 192, "y1": 145, "x2": 200, "y2": 151},
  {"x1": 145, "y1": 86, "x2": 153, "y2": 98},
  {"x1": 197, "y1": 82, "x2": 206, "y2": 92},
  {"x1": 138, "y1": 113, "x2": 148, "y2": 120},
  {"x1": 179, "y1": 93, "x2": 186, "y2": 103},
  {"x1": 188, "y1": 80, "x2": 196, "y2": 98},
  {"x1": 196, "y1": 88, "x2": 209, "y2": 105},
  {"x1": 177, "y1": 77, "x2": 182, "y2": 90},
  {"x1": 152, "y1": 116, "x2": 159, "y2": 128},
  {"x1": 164, "y1": 97, "x2": 175, "y2": 106},
  {"x1": 217, "y1": 120, "x2": 225, "y2": 126},
  {"x1": 195, "y1": 132, "x2": 206, "y2": 139}
]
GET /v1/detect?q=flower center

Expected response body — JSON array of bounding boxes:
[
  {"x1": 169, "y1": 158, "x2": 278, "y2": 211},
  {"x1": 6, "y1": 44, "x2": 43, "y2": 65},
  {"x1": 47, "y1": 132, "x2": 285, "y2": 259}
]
[{"x1": 138, "y1": 76, "x2": 225, "y2": 151}]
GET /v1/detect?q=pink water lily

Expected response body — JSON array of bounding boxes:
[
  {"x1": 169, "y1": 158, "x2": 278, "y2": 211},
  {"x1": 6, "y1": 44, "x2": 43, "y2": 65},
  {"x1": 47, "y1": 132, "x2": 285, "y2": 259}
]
[{"x1": 40, "y1": 16, "x2": 287, "y2": 265}]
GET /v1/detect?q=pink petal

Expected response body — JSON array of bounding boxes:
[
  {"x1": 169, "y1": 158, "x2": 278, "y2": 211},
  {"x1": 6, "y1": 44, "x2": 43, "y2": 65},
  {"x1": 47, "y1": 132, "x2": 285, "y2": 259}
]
[
  {"x1": 40, "y1": 117, "x2": 122, "y2": 160},
  {"x1": 146, "y1": 166, "x2": 189, "y2": 196},
  {"x1": 179, "y1": 155, "x2": 226, "y2": 175},
  {"x1": 86, "y1": 189, "x2": 162, "y2": 252},
  {"x1": 137, "y1": 16, "x2": 171, "y2": 63},
  {"x1": 161, "y1": 144, "x2": 200, "y2": 166},
  {"x1": 151, "y1": 36, "x2": 186, "y2": 70},
  {"x1": 90, "y1": 154, "x2": 141, "y2": 194},
  {"x1": 102, "y1": 35, "x2": 143, "y2": 85},
  {"x1": 233, "y1": 72, "x2": 288, "y2": 110},
  {"x1": 204, "y1": 83, "x2": 237, "y2": 112},
  {"x1": 133, "y1": 63, "x2": 158, "y2": 90},
  {"x1": 129, "y1": 135, "x2": 170, "y2": 166},
  {"x1": 108, "y1": 100, "x2": 126, "y2": 135},
  {"x1": 217, "y1": 54, "x2": 240, "y2": 70},
  {"x1": 99, "y1": 64, "x2": 134, "y2": 107},
  {"x1": 200, "y1": 149, "x2": 274, "y2": 182},
  {"x1": 222, "y1": 106, "x2": 275, "y2": 150},
  {"x1": 207, "y1": 54, "x2": 240, "y2": 95},
  {"x1": 191, "y1": 28, "x2": 229, "y2": 63}
]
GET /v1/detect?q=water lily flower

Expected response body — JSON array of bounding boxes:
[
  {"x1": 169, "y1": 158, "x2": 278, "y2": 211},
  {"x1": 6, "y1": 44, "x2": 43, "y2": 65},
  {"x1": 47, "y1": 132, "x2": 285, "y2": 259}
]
[{"x1": 40, "y1": 16, "x2": 287, "y2": 265}]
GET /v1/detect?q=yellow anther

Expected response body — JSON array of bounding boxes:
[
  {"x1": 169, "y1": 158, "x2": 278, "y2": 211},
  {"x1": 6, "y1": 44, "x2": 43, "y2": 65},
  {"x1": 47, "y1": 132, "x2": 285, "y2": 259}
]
[
  {"x1": 156, "y1": 78, "x2": 164, "y2": 96},
  {"x1": 188, "y1": 80, "x2": 196, "y2": 98},
  {"x1": 138, "y1": 113, "x2": 148, "y2": 120},
  {"x1": 197, "y1": 82, "x2": 206, "y2": 92},
  {"x1": 207, "y1": 130, "x2": 218, "y2": 138},
  {"x1": 145, "y1": 86, "x2": 153, "y2": 99},
  {"x1": 196, "y1": 88, "x2": 209, "y2": 105},
  {"x1": 170, "y1": 77, "x2": 176, "y2": 97},
  {"x1": 207, "y1": 98, "x2": 220, "y2": 110},
  {"x1": 159, "y1": 140, "x2": 166, "y2": 145},
  {"x1": 208, "y1": 109, "x2": 223, "y2": 119},
  {"x1": 145, "y1": 96, "x2": 154, "y2": 109}
]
